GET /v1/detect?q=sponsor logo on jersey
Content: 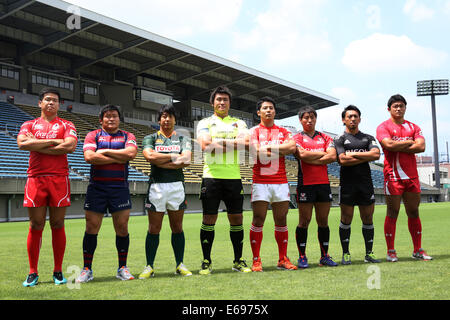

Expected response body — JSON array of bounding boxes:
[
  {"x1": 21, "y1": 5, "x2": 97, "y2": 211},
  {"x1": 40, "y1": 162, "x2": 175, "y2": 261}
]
[{"x1": 155, "y1": 145, "x2": 181, "y2": 152}]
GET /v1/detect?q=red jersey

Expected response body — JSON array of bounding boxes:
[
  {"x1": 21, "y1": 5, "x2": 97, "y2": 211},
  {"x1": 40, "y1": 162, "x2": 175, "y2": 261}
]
[
  {"x1": 376, "y1": 119, "x2": 424, "y2": 181},
  {"x1": 250, "y1": 124, "x2": 291, "y2": 184},
  {"x1": 293, "y1": 131, "x2": 333, "y2": 186},
  {"x1": 19, "y1": 117, "x2": 78, "y2": 177}
]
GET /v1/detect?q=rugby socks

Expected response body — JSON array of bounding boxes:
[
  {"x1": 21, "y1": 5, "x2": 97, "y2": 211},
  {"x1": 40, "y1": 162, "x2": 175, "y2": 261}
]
[
  {"x1": 274, "y1": 225, "x2": 288, "y2": 260},
  {"x1": 339, "y1": 221, "x2": 351, "y2": 254},
  {"x1": 362, "y1": 224, "x2": 375, "y2": 254},
  {"x1": 116, "y1": 234, "x2": 129, "y2": 268},
  {"x1": 230, "y1": 224, "x2": 244, "y2": 262},
  {"x1": 200, "y1": 223, "x2": 215, "y2": 263},
  {"x1": 82, "y1": 232, "x2": 97, "y2": 270},
  {"x1": 51, "y1": 226, "x2": 66, "y2": 272},
  {"x1": 384, "y1": 216, "x2": 397, "y2": 251},
  {"x1": 145, "y1": 232, "x2": 159, "y2": 267},
  {"x1": 171, "y1": 232, "x2": 185, "y2": 266},
  {"x1": 249, "y1": 224, "x2": 263, "y2": 260},
  {"x1": 295, "y1": 226, "x2": 308, "y2": 256},
  {"x1": 318, "y1": 226, "x2": 330, "y2": 257},
  {"x1": 27, "y1": 227, "x2": 43, "y2": 274},
  {"x1": 408, "y1": 217, "x2": 422, "y2": 252}
]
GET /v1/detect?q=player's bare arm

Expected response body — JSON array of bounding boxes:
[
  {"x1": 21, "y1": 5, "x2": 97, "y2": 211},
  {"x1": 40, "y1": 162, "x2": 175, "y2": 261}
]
[
  {"x1": 97, "y1": 146, "x2": 137, "y2": 162},
  {"x1": 380, "y1": 138, "x2": 414, "y2": 152},
  {"x1": 346, "y1": 147, "x2": 380, "y2": 161},
  {"x1": 157, "y1": 151, "x2": 192, "y2": 169},
  {"x1": 402, "y1": 138, "x2": 425, "y2": 154},
  {"x1": 17, "y1": 133, "x2": 64, "y2": 151},
  {"x1": 260, "y1": 139, "x2": 296, "y2": 159},
  {"x1": 40, "y1": 136, "x2": 77, "y2": 155},
  {"x1": 304, "y1": 147, "x2": 337, "y2": 165},
  {"x1": 84, "y1": 149, "x2": 122, "y2": 165}
]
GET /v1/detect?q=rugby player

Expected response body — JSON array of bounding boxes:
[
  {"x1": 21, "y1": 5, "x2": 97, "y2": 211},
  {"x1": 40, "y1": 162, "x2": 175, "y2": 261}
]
[
  {"x1": 249, "y1": 96, "x2": 297, "y2": 272},
  {"x1": 293, "y1": 106, "x2": 338, "y2": 268},
  {"x1": 17, "y1": 88, "x2": 78, "y2": 287},
  {"x1": 196, "y1": 85, "x2": 251, "y2": 274},
  {"x1": 76, "y1": 104, "x2": 138, "y2": 283},
  {"x1": 334, "y1": 105, "x2": 380, "y2": 265},
  {"x1": 376, "y1": 94, "x2": 432, "y2": 261},
  {"x1": 139, "y1": 105, "x2": 193, "y2": 278}
]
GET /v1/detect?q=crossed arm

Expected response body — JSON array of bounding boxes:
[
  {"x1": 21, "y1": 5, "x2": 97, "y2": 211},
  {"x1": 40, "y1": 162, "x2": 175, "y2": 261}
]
[
  {"x1": 84, "y1": 146, "x2": 137, "y2": 165},
  {"x1": 339, "y1": 148, "x2": 380, "y2": 166},
  {"x1": 143, "y1": 148, "x2": 191, "y2": 169},
  {"x1": 380, "y1": 138, "x2": 425, "y2": 154},
  {"x1": 295, "y1": 146, "x2": 337, "y2": 165},
  {"x1": 17, "y1": 133, "x2": 77, "y2": 155}
]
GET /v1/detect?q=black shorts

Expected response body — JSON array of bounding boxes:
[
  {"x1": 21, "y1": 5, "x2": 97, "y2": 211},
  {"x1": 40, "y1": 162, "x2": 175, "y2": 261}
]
[
  {"x1": 296, "y1": 184, "x2": 332, "y2": 203},
  {"x1": 200, "y1": 178, "x2": 243, "y2": 215},
  {"x1": 339, "y1": 183, "x2": 375, "y2": 206},
  {"x1": 84, "y1": 184, "x2": 131, "y2": 214}
]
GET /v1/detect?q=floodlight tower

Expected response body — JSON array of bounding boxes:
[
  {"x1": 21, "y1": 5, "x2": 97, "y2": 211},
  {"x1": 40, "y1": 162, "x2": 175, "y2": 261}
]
[{"x1": 417, "y1": 79, "x2": 449, "y2": 189}]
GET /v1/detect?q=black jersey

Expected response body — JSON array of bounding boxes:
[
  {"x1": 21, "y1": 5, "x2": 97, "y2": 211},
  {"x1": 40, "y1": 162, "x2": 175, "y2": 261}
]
[{"x1": 334, "y1": 131, "x2": 379, "y2": 185}]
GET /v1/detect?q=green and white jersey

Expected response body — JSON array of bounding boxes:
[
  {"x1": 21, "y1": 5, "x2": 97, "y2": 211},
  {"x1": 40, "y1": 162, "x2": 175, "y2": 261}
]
[
  {"x1": 142, "y1": 130, "x2": 192, "y2": 183},
  {"x1": 196, "y1": 114, "x2": 248, "y2": 179}
]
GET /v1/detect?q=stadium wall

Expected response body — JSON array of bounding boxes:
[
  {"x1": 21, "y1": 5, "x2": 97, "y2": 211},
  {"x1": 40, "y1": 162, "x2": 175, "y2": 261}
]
[{"x1": 0, "y1": 179, "x2": 442, "y2": 222}]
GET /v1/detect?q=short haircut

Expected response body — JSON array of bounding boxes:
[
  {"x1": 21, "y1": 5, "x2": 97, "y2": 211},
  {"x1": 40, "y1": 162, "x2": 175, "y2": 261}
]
[
  {"x1": 387, "y1": 94, "x2": 407, "y2": 108},
  {"x1": 209, "y1": 85, "x2": 232, "y2": 105},
  {"x1": 99, "y1": 104, "x2": 122, "y2": 120},
  {"x1": 342, "y1": 105, "x2": 361, "y2": 119},
  {"x1": 256, "y1": 96, "x2": 276, "y2": 112},
  {"x1": 157, "y1": 104, "x2": 176, "y2": 121},
  {"x1": 298, "y1": 106, "x2": 317, "y2": 119},
  {"x1": 39, "y1": 87, "x2": 60, "y2": 102}
]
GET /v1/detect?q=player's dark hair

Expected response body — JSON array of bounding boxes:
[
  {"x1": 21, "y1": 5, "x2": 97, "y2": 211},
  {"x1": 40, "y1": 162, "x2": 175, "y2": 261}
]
[
  {"x1": 256, "y1": 96, "x2": 276, "y2": 112},
  {"x1": 38, "y1": 87, "x2": 61, "y2": 102},
  {"x1": 157, "y1": 104, "x2": 176, "y2": 121},
  {"x1": 99, "y1": 104, "x2": 122, "y2": 120},
  {"x1": 387, "y1": 94, "x2": 407, "y2": 109},
  {"x1": 298, "y1": 106, "x2": 317, "y2": 119},
  {"x1": 209, "y1": 85, "x2": 232, "y2": 105},
  {"x1": 342, "y1": 105, "x2": 361, "y2": 119}
]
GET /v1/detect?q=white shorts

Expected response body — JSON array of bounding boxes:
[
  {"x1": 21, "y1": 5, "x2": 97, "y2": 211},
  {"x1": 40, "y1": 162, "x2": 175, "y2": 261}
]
[
  {"x1": 251, "y1": 183, "x2": 290, "y2": 203},
  {"x1": 145, "y1": 181, "x2": 186, "y2": 212}
]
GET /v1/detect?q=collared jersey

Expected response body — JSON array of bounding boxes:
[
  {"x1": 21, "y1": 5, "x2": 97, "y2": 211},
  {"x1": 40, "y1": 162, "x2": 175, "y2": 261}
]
[
  {"x1": 293, "y1": 131, "x2": 334, "y2": 186},
  {"x1": 376, "y1": 119, "x2": 424, "y2": 181},
  {"x1": 334, "y1": 131, "x2": 379, "y2": 185},
  {"x1": 18, "y1": 117, "x2": 78, "y2": 177},
  {"x1": 142, "y1": 130, "x2": 191, "y2": 183},
  {"x1": 250, "y1": 123, "x2": 291, "y2": 184},
  {"x1": 83, "y1": 129, "x2": 137, "y2": 187},
  {"x1": 196, "y1": 114, "x2": 248, "y2": 179}
]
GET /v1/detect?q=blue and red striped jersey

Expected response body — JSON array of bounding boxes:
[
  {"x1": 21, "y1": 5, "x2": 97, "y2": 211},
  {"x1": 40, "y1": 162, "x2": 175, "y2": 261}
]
[{"x1": 83, "y1": 129, "x2": 137, "y2": 187}]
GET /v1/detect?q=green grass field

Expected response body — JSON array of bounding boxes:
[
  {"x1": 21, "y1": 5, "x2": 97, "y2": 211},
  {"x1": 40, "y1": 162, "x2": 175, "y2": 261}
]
[{"x1": 1, "y1": 202, "x2": 449, "y2": 300}]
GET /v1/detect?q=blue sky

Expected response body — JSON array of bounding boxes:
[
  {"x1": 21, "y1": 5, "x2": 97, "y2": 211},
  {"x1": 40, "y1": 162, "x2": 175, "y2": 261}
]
[{"x1": 65, "y1": 0, "x2": 450, "y2": 160}]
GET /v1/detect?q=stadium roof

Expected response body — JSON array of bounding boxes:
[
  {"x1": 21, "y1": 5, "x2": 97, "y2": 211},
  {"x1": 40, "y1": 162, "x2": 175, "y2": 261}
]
[{"x1": 0, "y1": 0, "x2": 339, "y2": 119}]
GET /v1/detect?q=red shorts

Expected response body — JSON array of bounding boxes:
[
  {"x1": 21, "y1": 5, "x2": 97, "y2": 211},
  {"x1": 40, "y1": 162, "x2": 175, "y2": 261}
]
[
  {"x1": 24, "y1": 176, "x2": 71, "y2": 207},
  {"x1": 384, "y1": 178, "x2": 421, "y2": 196}
]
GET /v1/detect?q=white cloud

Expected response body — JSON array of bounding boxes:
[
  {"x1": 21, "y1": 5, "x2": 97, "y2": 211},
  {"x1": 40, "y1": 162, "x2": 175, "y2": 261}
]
[
  {"x1": 65, "y1": 0, "x2": 242, "y2": 39},
  {"x1": 403, "y1": 0, "x2": 434, "y2": 22},
  {"x1": 232, "y1": 0, "x2": 332, "y2": 66},
  {"x1": 342, "y1": 33, "x2": 448, "y2": 73}
]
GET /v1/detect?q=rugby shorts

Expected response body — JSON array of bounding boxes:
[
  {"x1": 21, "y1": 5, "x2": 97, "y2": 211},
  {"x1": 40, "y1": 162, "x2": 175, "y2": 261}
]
[
  {"x1": 251, "y1": 183, "x2": 290, "y2": 203},
  {"x1": 145, "y1": 181, "x2": 186, "y2": 212},
  {"x1": 200, "y1": 178, "x2": 243, "y2": 215},
  {"x1": 24, "y1": 175, "x2": 71, "y2": 207},
  {"x1": 296, "y1": 184, "x2": 332, "y2": 203},
  {"x1": 339, "y1": 183, "x2": 375, "y2": 206},
  {"x1": 84, "y1": 184, "x2": 131, "y2": 214},
  {"x1": 384, "y1": 177, "x2": 421, "y2": 195}
]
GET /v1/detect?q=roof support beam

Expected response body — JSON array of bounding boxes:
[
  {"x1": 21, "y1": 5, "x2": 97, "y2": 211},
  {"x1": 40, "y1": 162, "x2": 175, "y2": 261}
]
[
  {"x1": 23, "y1": 20, "x2": 99, "y2": 56},
  {"x1": 0, "y1": 0, "x2": 35, "y2": 20}
]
